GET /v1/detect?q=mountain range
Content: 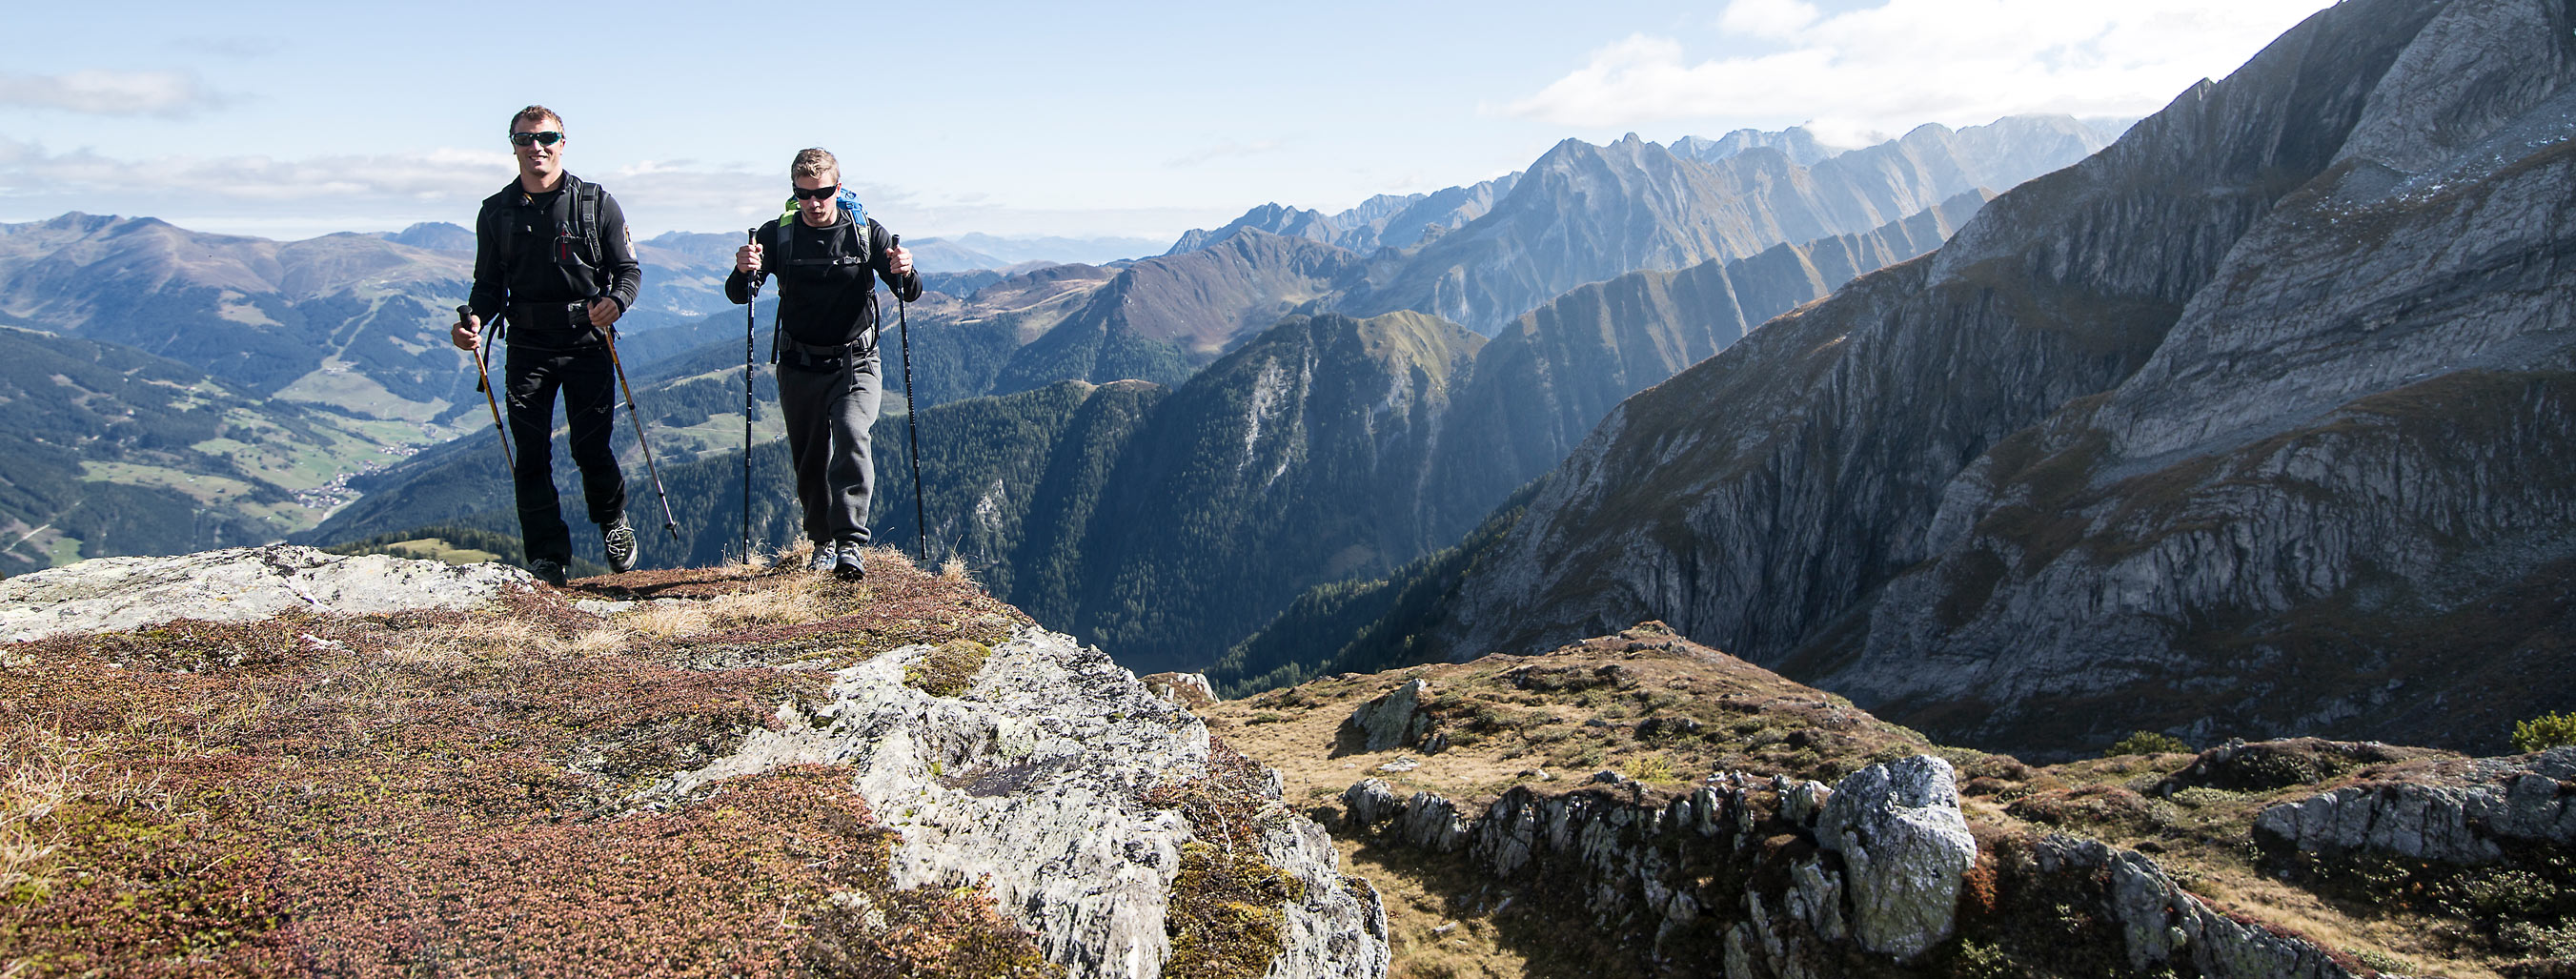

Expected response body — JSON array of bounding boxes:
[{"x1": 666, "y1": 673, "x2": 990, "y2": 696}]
[{"x1": 1225, "y1": 0, "x2": 2576, "y2": 758}]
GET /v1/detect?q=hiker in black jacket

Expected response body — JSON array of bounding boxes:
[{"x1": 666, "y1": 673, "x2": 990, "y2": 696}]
[
  {"x1": 725, "y1": 148, "x2": 919, "y2": 581},
  {"x1": 450, "y1": 105, "x2": 644, "y2": 586}
]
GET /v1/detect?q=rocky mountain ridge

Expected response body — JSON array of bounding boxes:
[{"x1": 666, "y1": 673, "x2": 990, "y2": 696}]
[{"x1": 1334, "y1": 115, "x2": 2111, "y2": 334}]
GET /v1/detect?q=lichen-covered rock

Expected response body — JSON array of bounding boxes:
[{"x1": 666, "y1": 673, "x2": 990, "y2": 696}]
[
  {"x1": 0, "y1": 545, "x2": 529, "y2": 642},
  {"x1": 1342, "y1": 678, "x2": 1435, "y2": 751},
  {"x1": 2252, "y1": 746, "x2": 2576, "y2": 864},
  {"x1": 1814, "y1": 755, "x2": 1975, "y2": 960},
  {"x1": 647, "y1": 627, "x2": 1388, "y2": 979}
]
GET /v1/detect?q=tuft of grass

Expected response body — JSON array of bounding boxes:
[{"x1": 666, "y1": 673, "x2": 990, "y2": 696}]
[
  {"x1": 1620, "y1": 754, "x2": 1679, "y2": 784},
  {"x1": 2512, "y1": 710, "x2": 2576, "y2": 752},
  {"x1": 903, "y1": 640, "x2": 995, "y2": 698}
]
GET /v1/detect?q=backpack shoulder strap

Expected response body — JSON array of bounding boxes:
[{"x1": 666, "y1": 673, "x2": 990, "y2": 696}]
[{"x1": 575, "y1": 181, "x2": 603, "y2": 255}]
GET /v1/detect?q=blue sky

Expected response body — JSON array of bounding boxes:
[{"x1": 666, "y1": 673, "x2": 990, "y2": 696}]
[{"x1": 0, "y1": 0, "x2": 2337, "y2": 247}]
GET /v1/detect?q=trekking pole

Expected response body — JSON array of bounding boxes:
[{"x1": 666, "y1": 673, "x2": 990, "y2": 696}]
[
  {"x1": 742, "y1": 230, "x2": 759, "y2": 563},
  {"x1": 599, "y1": 318, "x2": 681, "y2": 543},
  {"x1": 893, "y1": 235, "x2": 927, "y2": 564},
  {"x1": 458, "y1": 305, "x2": 515, "y2": 479}
]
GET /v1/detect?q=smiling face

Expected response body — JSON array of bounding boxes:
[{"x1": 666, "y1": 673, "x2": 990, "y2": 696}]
[
  {"x1": 511, "y1": 113, "x2": 566, "y2": 192},
  {"x1": 794, "y1": 170, "x2": 840, "y2": 227}
]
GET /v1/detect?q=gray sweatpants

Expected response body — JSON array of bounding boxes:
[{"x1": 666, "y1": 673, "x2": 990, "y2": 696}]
[{"x1": 777, "y1": 353, "x2": 882, "y2": 547}]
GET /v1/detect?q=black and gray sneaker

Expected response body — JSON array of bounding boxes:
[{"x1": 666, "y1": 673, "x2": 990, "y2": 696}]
[
  {"x1": 833, "y1": 542, "x2": 865, "y2": 582},
  {"x1": 529, "y1": 558, "x2": 569, "y2": 587},
  {"x1": 602, "y1": 516, "x2": 638, "y2": 574},
  {"x1": 805, "y1": 541, "x2": 838, "y2": 574}
]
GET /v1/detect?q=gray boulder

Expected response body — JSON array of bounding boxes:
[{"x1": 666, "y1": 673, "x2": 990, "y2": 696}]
[
  {"x1": 1342, "y1": 678, "x2": 1436, "y2": 751},
  {"x1": 0, "y1": 545, "x2": 529, "y2": 642},
  {"x1": 1815, "y1": 755, "x2": 1976, "y2": 960}
]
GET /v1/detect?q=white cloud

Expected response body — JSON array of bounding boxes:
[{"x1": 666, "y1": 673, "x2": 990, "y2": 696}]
[
  {"x1": 1504, "y1": 0, "x2": 2338, "y2": 134},
  {"x1": 0, "y1": 70, "x2": 229, "y2": 117},
  {"x1": 1719, "y1": 0, "x2": 1821, "y2": 40}
]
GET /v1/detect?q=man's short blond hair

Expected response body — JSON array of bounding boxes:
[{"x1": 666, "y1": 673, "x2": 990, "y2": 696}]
[
  {"x1": 510, "y1": 105, "x2": 563, "y2": 133},
  {"x1": 791, "y1": 148, "x2": 839, "y2": 183}
]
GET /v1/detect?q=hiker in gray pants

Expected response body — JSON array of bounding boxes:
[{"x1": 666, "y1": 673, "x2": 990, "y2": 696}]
[{"x1": 724, "y1": 148, "x2": 920, "y2": 580}]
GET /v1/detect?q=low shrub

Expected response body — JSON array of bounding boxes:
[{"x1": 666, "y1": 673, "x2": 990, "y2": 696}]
[
  {"x1": 2103, "y1": 730, "x2": 2193, "y2": 757},
  {"x1": 2512, "y1": 710, "x2": 2576, "y2": 752}
]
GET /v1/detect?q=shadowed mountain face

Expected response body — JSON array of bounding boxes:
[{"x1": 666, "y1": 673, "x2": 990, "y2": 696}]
[{"x1": 1304, "y1": 0, "x2": 2576, "y2": 758}]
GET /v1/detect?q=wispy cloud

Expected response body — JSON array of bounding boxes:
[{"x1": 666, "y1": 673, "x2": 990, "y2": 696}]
[
  {"x1": 1500, "y1": 0, "x2": 2336, "y2": 138},
  {"x1": 0, "y1": 70, "x2": 231, "y2": 117},
  {"x1": 0, "y1": 139, "x2": 946, "y2": 239},
  {"x1": 1166, "y1": 139, "x2": 1286, "y2": 168}
]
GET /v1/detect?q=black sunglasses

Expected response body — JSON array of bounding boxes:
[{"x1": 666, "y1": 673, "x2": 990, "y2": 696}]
[
  {"x1": 792, "y1": 184, "x2": 840, "y2": 201},
  {"x1": 509, "y1": 131, "x2": 565, "y2": 148}
]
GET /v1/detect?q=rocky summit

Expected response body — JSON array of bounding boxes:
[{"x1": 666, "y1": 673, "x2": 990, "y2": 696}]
[{"x1": 0, "y1": 548, "x2": 1384, "y2": 978}]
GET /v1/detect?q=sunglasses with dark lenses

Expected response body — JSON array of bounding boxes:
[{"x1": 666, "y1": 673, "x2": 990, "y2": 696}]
[
  {"x1": 509, "y1": 131, "x2": 565, "y2": 148},
  {"x1": 791, "y1": 185, "x2": 840, "y2": 201}
]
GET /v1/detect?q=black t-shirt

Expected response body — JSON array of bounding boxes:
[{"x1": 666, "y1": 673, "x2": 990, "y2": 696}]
[{"x1": 726, "y1": 213, "x2": 922, "y2": 349}]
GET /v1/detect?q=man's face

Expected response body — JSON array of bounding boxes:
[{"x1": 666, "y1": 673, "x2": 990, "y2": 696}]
[
  {"x1": 794, "y1": 172, "x2": 839, "y2": 225},
  {"x1": 511, "y1": 116, "x2": 565, "y2": 185}
]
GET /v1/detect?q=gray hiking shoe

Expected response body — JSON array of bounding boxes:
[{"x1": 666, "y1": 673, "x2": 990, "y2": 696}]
[
  {"x1": 833, "y1": 541, "x2": 865, "y2": 582},
  {"x1": 806, "y1": 541, "x2": 838, "y2": 573},
  {"x1": 602, "y1": 516, "x2": 638, "y2": 574},
  {"x1": 528, "y1": 558, "x2": 569, "y2": 587}
]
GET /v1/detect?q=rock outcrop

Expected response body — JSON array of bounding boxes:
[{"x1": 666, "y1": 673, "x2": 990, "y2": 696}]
[
  {"x1": 0, "y1": 544, "x2": 529, "y2": 642},
  {"x1": 2048, "y1": 836, "x2": 2359, "y2": 979},
  {"x1": 2253, "y1": 746, "x2": 2576, "y2": 863},
  {"x1": 647, "y1": 626, "x2": 1389, "y2": 979},
  {"x1": 1339, "y1": 753, "x2": 2369, "y2": 979},
  {"x1": 1343, "y1": 756, "x2": 1981, "y2": 970}
]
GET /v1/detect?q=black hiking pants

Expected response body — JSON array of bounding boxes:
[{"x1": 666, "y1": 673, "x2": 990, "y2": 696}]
[
  {"x1": 778, "y1": 352, "x2": 882, "y2": 549},
  {"x1": 504, "y1": 342, "x2": 627, "y2": 565}
]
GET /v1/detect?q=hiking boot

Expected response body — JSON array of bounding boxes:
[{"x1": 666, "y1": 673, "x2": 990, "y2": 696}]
[
  {"x1": 602, "y1": 516, "x2": 638, "y2": 574},
  {"x1": 528, "y1": 558, "x2": 569, "y2": 587},
  {"x1": 806, "y1": 541, "x2": 838, "y2": 574},
  {"x1": 833, "y1": 544, "x2": 865, "y2": 582}
]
